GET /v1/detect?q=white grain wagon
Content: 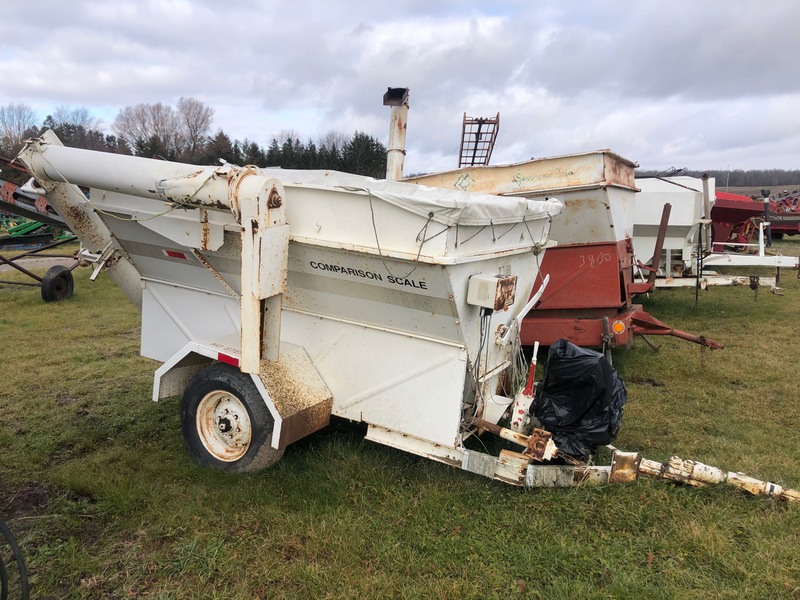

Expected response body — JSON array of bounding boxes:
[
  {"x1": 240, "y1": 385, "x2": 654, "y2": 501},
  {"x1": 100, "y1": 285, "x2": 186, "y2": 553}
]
[{"x1": 19, "y1": 131, "x2": 562, "y2": 486}]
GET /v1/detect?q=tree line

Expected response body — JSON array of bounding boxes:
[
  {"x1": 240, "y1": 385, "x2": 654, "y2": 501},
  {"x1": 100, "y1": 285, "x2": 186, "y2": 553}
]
[
  {"x1": 0, "y1": 100, "x2": 388, "y2": 182},
  {"x1": 4, "y1": 100, "x2": 796, "y2": 187},
  {"x1": 636, "y1": 167, "x2": 800, "y2": 187}
]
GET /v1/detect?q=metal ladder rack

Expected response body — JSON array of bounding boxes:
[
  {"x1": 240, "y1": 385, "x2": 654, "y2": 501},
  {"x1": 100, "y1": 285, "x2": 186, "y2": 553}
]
[{"x1": 458, "y1": 112, "x2": 500, "y2": 167}]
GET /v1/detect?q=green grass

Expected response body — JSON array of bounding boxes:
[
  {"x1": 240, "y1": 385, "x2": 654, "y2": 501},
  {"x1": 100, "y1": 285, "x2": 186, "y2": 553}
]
[{"x1": 1, "y1": 242, "x2": 800, "y2": 599}]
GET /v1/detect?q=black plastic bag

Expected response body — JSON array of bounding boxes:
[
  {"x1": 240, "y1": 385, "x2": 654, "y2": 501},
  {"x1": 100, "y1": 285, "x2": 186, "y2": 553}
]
[{"x1": 531, "y1": 339, "x2": 627, "y2": 461}]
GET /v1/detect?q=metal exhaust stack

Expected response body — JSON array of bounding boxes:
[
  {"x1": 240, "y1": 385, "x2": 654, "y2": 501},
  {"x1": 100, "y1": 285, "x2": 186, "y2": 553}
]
[{"x1": 383, "y1": 87, "x2": 409, "y2": 180}]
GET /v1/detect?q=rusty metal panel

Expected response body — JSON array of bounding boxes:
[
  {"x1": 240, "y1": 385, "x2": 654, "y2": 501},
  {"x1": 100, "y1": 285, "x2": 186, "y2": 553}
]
[
  {"x1": 521, "y1": 315, "x2": 608, "y2": 347},
  {"x1": 535, "y1": 241, "x2": 626, "y2": 309},
  {"x1": 526, "y1": 428, "x2": 556, "y2": 462},
  {"x1": 258, "y1": 345, "x2": 333, "y2": 448},
  {"x1": 408, "y1": 157, "x2": 636, "y2": 247},
  {"x1": 603, "y1": 153, "x2": 636, "y2": 190},
  {"x1": 407, "y1": 150, "x2": 636, "y2": 195},
  {"x1": 610, "y1": 451, "x2": 641, "y2": 483},
  {"x1": 384, "y1": 87, "x2": 409, "y2": 179},
  {"x1": 548, "y1": 195, "x2": 614, "y2": 244},
  {"x1": 520, "y1": 305, "x2": 639, "y2": 348},
  {"x1": 0, "y1": 181, "x2": 15, "y2": 203},
  {"x1": 495, "y1": 449, "x2": 530, "y2": 486},
  {"x1": 278, "y1": 401, "x2": 332, "y2": 447}
]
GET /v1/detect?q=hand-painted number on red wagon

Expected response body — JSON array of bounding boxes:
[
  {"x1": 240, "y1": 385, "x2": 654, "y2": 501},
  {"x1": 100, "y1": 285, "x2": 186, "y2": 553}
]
[{"x1": 578, "y1": 252, "x2": 614, "y2": 269}]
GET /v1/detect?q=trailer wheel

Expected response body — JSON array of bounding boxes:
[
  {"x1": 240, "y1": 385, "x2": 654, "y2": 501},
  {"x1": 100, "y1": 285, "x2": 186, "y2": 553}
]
[
  {"x1": 181, "y1": 362, "x2": 284, "y2": 473},
  {"x1": 41, "y1": 265, "x2": 74, "y2": 302}
]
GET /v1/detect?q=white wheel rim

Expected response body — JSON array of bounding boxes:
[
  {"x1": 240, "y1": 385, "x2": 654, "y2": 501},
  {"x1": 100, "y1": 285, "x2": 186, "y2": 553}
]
[{"x1": 196, "y1": 390, "x2": 252, "y2": 462}]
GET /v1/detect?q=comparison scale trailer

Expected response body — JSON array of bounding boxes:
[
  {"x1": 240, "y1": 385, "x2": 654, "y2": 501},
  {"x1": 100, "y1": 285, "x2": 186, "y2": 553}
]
[{"x1": 18, "y1": 130, "x2": 564, "y2": 486}]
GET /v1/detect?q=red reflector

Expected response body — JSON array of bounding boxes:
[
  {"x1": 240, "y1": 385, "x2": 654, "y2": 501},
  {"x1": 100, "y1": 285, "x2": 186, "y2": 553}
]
[
  {"x1": 217, "y1": 352, "x2": 239, "y2": 367},
  {"x1": 164, "y1": 250, "x2": 188, "y2": 259}
]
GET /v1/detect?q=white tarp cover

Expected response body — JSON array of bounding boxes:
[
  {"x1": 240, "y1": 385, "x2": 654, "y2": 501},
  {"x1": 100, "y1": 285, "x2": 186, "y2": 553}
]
[
  {"x1": 261, "y1": 168, "x2": 563, "y2": 227},
  {"x1": 20, "y1": 132, "x2": 561, "y2": 228}
]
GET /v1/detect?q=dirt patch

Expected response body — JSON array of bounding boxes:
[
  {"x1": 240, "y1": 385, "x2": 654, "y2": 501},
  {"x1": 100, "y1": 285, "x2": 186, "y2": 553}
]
[{"x1": 0, "y1": 482, "x2": 52, "y2": 520}]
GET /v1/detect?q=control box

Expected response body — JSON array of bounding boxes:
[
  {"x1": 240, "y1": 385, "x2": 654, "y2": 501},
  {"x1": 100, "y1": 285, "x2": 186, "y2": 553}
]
[{"x1": 467, "y1": 274, "x2": 517, "y2": 311}]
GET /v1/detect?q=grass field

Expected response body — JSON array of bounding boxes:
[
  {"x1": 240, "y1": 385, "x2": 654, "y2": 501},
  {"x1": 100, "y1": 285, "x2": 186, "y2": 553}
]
[{"x1": 1, "y1": 241, "x2": 800, "y2": 598}]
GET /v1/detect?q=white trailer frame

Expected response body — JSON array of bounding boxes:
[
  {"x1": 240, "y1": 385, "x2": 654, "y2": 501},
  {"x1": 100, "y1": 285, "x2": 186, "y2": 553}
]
[{"x1": 634, "y1": 176, "x2": 800, "y2": 286}]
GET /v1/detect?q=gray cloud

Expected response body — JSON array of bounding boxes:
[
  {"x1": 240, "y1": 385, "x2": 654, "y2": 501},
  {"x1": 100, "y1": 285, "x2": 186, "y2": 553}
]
[{"x1": 1, "y1": 0, "x2": 798, "y2": 171}]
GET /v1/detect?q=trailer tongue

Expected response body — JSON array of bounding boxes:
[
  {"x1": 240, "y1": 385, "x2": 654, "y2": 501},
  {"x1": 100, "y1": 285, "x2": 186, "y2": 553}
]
[{"x1": 19, "y1": 130, "x2": 565, "y2": 484}]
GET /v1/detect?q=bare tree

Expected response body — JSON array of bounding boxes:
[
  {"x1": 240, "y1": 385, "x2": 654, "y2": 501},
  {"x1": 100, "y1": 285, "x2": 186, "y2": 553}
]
[
  {"x1": 0, "y1": 103, "x2": 38, "y2": 155},
  {"x1": 317, "y1": 130, "x2": 349, "y2": 152},
  {"x1": 112, "y1": 102, "x2": 184, "y2": 158},
  {"x1": 273, "y1": 129, "x2": 302, "y2": 147},
  {"x1": 51, "y1": 105, "x2": 102, "y2": 130},
  {"x1": 177, "y1": 97, "x2": 214, "y2": 160},
  {"x1": 315, "y1": 130, "x2": 350, "y2": 170}
]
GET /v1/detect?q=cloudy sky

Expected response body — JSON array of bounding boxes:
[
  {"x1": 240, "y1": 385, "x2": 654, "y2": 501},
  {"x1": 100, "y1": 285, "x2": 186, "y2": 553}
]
[{"x1": 1, "y1": 0, "x2": 798, "y2": 174}]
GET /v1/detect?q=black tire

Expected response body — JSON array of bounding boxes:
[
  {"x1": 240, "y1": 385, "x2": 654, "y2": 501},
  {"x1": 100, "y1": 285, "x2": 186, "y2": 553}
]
[
  {"x1": 40, "y1": 265, "x2": 74, "y2": 302},
  {"x1": 0, "y1": 518, "x2": 29, "y2": 600},
  {"x1": 180, "y1": 362, "x2": 284, "y2": 473},
  {"x1": 772, "y1": 232, "x2": 784, "y2": 240}
]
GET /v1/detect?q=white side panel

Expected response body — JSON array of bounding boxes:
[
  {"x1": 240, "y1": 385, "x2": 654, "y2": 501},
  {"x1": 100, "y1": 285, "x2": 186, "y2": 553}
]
[
  {"x1": 286, "y1": 244, "x2": 461, "y2": 344},
  {"x1": 281, "y1": 311, "x2": 467, "y2": 449},
  {"x1": 141, "y1": 282, "x2": 241, "y2": 362},
  {"x1": 91, "y1": 190, "x2": 228, "y2": 251},
  {"x1": 633, "y1": 176, "x2": 716, "y2": 268},
  {"x1": 550, "y1": 188, "x2": 620, "y2": 246},
  {"x1": 606, "y1": 187, "x2": 636, "y2": 242},
  {"x1": 99, "y1": 213, "x2": 241, "y2": 296}
]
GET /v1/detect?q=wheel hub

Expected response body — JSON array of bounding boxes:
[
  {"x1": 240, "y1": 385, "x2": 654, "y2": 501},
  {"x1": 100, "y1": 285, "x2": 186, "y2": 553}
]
[
  {"x1": 217, "y1": 416, "x2": 233, "y2": 433},
  {"x1": 196, "y1": 391, "x2": 253, "y2": 462}
]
